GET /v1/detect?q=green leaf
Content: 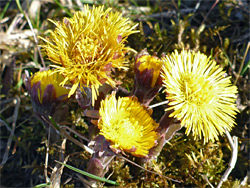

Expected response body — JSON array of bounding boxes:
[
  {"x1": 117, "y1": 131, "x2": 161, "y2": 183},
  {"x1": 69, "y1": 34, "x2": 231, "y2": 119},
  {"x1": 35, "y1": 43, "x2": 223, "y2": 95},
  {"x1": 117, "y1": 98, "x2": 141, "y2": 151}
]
[
  {"x1": 32, "y1": 182, "x2": 50, "y2": 188},
  {"x1": 53, "y1": 0, "x2": 73, "y2": 17},
  {"x1": 0, "y1": 0, "x2": 11, "y2": 20},
  {"x1": 48, "y1": 116, "x2": 60, "y2": 131},
  {"x1": 55, "y1": 160, "x2": 118, "y2": 186},
  {"x1": 241, "y1": 59, "x2": 250, "y2": 76},
  {"x1": 14, "y1": 78, "x2": 23, "y2": 90}
]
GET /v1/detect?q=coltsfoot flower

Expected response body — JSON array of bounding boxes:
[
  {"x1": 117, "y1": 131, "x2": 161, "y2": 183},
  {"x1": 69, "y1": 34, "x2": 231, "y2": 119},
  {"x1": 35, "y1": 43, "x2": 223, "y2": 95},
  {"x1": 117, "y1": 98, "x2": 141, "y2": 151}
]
[
  {"x1": 161, "y1": 50, "x2": 239, "y2": 143},
  {"x1": 27, "y1": 70, "x2": 69, "y2": 104},
  {"x1": 24, "y1": 70, "x2": 70, "y2": 140},
  {"x1": 98, "y1": 93, "x2": 158, "y2": 157},
  {"x1": 24, "y1": 70, "x2": 70, "y2": 123},
  {"x1": 133, "y1": 49, "x2": 163, "y2": 105},
  {"x1": 41, "y1": 5, "x2": 138, "y2": 104}
]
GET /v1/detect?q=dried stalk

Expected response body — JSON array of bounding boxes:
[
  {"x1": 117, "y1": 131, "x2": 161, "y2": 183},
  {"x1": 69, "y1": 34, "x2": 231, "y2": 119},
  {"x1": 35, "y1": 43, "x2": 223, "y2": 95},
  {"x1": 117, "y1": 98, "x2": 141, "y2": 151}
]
[
  {"x1": 60, "y1": 128, "x2": 91, "y2": 153},
  {"x1": 0, "y1": 98, "x2": 16, "y2": 114},
  {"x1": 201, "y1": 174, "x2": 214, "y2": 188},
  {"x1": 0, "y1": 96, "x2": 20, "y2": 168},
  {"x1": 39, "y1": 117, "x2": 92, "y2": 154},
  {"x1": 23, "y1": 11, "x2": 45, "y2": 68},
  {"x1": 149, "y1": 100, "x2": 169, "y2": 109},
  {"x1": 50, "y1": 138, "x2": 67, "y2": 188},
  {"x1": 118, "y1": 154, "x2": 182, "y2": 183},
  {"x1": 0, "y1": 119, "x2": 12, "y2": 132},
  {"x1": 216, "y1": 129, "x2": 238, "y2": 188},
  {"x1": 201, "y1": 0, "x2": 220, "y2": 25},
  {"x1": 60, "y1": 125, "x2": 90, "y2": 142},
  {"x1": 44, "y1": 126, "x2": 51, "y2": 183}
]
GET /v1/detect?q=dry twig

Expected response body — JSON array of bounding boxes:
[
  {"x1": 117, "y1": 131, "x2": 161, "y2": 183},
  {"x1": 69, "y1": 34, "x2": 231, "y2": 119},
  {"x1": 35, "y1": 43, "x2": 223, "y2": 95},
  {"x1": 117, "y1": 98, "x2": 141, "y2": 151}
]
[
  {"x1": 216, "y1": 129, "x2": 238, "y2": 188},
  {"x1": 50, "y1": 138, "x2": 68, "y2": 188},
  {"x1": 44, "y1": 126, "x2": 51, "y2": 183},
  {"x1": 0, "y1": 119, "x2": 12, "y2": 132},
  {"x1": 0, "y1": 96, "x2": 20, "y2": 168},
  {"x1": 201, "y1": 0, "x2": 220, "y2": 25},
  {"x1": 23, "y1": 12, "x2": 45, "y2": 68}
]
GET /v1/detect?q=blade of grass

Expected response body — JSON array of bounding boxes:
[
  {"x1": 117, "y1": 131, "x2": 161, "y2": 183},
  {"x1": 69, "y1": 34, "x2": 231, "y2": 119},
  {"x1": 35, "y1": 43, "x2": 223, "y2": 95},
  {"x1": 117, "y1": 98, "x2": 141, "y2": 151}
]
[
  {"x1": 15, "y1": 0, "x2": 26, "y2": 18},
  {"x1": 80, "y1": 0, "x2": 94, "y2": 4},
  {"x1": 222, "y1": 48, "x2": 232, "y2": 67},
  {"x1": 130, "y1": 0, "x2": 138, "y2": 7},
  {"x1": 235, "y1": 42, "x2": 250, "y2": 84},
  {"x1": 241, "y1": 59, "x2": 250, "y2": 76},
  {"x1": 55, "y1": 160, "x2": 118, "y2": 185},
  {"x1": 240, "y1": 42, "x2": 250, "y2": 75},
  {"x1": 177, "y1": 0, "x2": 182, "y2": 19},
  {"x1": 54, "y1": 0, "x2": 73, "y2": 17},
  {"x1": 0, "y1": 0, "x2": 12, "y2": 20},
  {"x1": 48, "y1": 116, "x2": 60, "y2": 131},
  {"x1": 32, "y1": 182, "x2": 51, "y2": 188},
  {"x1": 14, "y1": 78, "x2": 23, "y2": 90}
]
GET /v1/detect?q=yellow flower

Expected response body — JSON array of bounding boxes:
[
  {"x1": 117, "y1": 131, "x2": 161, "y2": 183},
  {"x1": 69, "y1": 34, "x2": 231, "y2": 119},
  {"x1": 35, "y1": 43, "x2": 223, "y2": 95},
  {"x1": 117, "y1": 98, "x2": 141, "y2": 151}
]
[
  {"x1": 98, "y1": 93, "x2": 158, "y2": 157},
  {"x1": 41, "y1": 5, "x2": 138, "y2": 104},
  {"x1": 136, "y1": 53, "x2": 163, "y2": 87},
  {"x1": 161, "y1": 50, "x2": 239, "y2": 143},
  {"x1": 133, "y1": 49, "x2": 163, "y2": 105},
  {"x1": 31, "y1": 70, "x2": 69, "y2": 103}
]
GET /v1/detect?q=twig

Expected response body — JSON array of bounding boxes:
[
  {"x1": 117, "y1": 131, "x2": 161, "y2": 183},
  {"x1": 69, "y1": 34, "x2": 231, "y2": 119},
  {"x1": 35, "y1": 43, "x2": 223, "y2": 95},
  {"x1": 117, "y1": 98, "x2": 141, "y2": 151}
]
[
  {"x1": 189, "y1": 0, "x2": 202, "y2": 23},
  {"x1": 201, "y1": 0, "x2": 220, "y2": 25},
  {"x1": 240, "y1": 171, "x2": 249, "y2": 186},
  {"x1": 23, "y1": 12, "x2": 45, "y2": 68},
  {"x1": 44, "y1": 126, "x2": 51, "y2": 183},
  {"x1": 0, "y1": 119, "x2": 12, "y2": 132},
  {"x1": 0, "y1": 96, "x2": 20, "y2": 168},
  {"x1": 117, "y1": 154, "x2": 182, "y2": 183},
  {"x1": 75, "y1": 174, "x2": 92, "y2": 188},
  {"x1": 60, "y1": 138, "x2": 66, "y2": 161},
  {"x1": 232, "y1": 33, "x2": 250, "y2": 43},
  {"x1": 101, "y1": 169, "x2": 115, "y2": 187},
  {"x1": 75, "y1": 0, "x2": 84, "y2": 10},
  {"x1": 201, "y1": 174, "x2": 214, "y2": 188},
  {"x1": 149, "y1": 100, "x2": 169, "y2": 109},
  {"x1": 60, "y1": 128, "x2": 90, "y2": 152},
  {"x1": 0, "y1": 98, "x2": 15, "y2": 105},
  {"x1": 60, "y1": 125, "x2": 90, "y2": 142},
  {"x1": 6, "y1": 13, "x2": 23, "y2": 34},
  {"x1": 83, "y1": 145, "x2": 94, "y2": 155},
  {"x1": 39, "y1": 117, "x2": 92, "y2": 154},
  {"x1": 216, "y1": 129, "x2": 238, "y2": 188},
  {"x1": 50, "y1": 139, "x2": 67, "y2": 187},
  {"x1": 0, "y1": 99, "x2": 16, "y2": 114}
]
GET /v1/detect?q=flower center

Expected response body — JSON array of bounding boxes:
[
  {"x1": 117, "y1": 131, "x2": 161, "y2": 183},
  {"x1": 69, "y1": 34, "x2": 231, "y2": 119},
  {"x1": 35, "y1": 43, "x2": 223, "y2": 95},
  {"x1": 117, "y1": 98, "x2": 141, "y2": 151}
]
[
  {"x1": 181, "y1": 73, "x2": 216, "y2": 106},
  {"x1": 120, "y1": 119, "x2": 139, "y2": 136},
  {"x1": 107, "y1": 115, "x2": 142, "y2": 149}
]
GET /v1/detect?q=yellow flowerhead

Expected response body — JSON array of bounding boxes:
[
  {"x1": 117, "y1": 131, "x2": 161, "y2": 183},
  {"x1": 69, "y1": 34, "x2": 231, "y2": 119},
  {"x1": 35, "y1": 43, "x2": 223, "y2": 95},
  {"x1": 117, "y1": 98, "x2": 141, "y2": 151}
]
[
  {"x1": 30, "y1": 70, "x2": 69, "y2": 103},
  {"x1": 41, "y1": 5, "x2": 138, "y2": 104},
  {"x1": 133, "y1": 49, "x2": 163, "y2": 105},
  {"x1": 161, "y1": 50, "x2": 239, "y2": 143},
  {"x1": 98, "y1": 93, "x2": 158, "y2": 157},
  {"x1": 136, "y1": 53, "x2": 163, "y2": 87}
]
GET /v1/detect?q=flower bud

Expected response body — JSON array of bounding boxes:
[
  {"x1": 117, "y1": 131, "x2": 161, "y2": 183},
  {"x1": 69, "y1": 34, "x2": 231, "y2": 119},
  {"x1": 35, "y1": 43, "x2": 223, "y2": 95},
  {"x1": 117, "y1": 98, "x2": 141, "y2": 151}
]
[{"x1": 133, "y1": 49, "x2": 163, "y2": 106}]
